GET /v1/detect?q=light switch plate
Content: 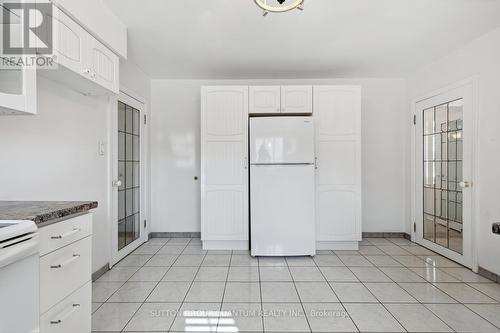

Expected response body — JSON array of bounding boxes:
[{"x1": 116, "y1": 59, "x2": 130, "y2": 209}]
[
  {"x1": 493, "y1": 223, "x2": 500, "y2": 235},
  {"x1": 99, "y1": 141, "x2": 106, "y2": 156}
]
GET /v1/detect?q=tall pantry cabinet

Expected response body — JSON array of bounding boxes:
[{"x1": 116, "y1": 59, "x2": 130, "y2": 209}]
[
  {"x1": 200, "y1": 87, "x2": 249, "y2": 250},
  {"x1": 201, "y1": 85, "x2": 361, "y2": 250}
]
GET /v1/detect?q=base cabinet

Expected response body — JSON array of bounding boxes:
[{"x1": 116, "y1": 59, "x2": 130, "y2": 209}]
[{"x1": 39, "y1": 214, "x2": 93, "y2": 333}]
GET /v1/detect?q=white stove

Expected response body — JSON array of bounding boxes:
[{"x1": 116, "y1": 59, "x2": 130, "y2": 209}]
[{"x1": 0, "y1": 220, "x2": 39, "y2": 333}]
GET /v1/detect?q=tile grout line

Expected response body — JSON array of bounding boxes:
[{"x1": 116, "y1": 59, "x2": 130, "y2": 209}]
[
  {"x1": 285, "y1": 257, "x2": 313, "y2": 333},
  {"x1": 312, "y1": 252, "x2": 362, "y2": 333},
  {"x1": 216, "y1": 250, "x2": 233, "y2": 332},
  {"x1": 257, "y1": 255, "x2": 265, "y2": 332},
  {"x1": 337, "y1": 251, "x2": 410, "y2": 333},
  {"x1": 119, "y1": 237, "x2": 189, "y2": 333},
  {"x1": 366, "y1": 243, "x2": 458, "y2": 332}
]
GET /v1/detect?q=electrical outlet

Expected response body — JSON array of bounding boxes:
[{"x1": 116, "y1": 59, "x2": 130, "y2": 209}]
[{"x1": 493, "y1": 223, "x2": 500, "y2": 235}]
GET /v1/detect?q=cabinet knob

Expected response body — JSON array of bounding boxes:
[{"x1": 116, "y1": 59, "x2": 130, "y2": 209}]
[{"x1": 83, "y1": 69, "x2": 90, "y2": 75}]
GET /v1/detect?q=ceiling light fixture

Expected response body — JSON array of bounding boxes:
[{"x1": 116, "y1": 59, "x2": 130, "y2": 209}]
[{"x1": 254, "y1": 0, "x2": 305, "y2": 16}]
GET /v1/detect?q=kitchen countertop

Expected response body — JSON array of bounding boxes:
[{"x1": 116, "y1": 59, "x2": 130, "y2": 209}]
[{"x1": 0, "y1": 201, "x2": 98, "y2": 227}]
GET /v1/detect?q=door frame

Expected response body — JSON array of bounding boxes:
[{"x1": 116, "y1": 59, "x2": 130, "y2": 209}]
[
  {"x1": 110, "y1": 88, "x2": 149, "y2": 266},
  {"x1": 410, "y1": 78, "x2": 479, "y2": 271}
]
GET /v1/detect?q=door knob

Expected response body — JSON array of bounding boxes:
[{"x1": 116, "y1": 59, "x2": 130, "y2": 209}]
[
  {"x1": 112, "y1": 179, "x2": 122, "y2": 187},
  {"x1": 459, "y1": 181, "x2": 470, "y2": 188}
]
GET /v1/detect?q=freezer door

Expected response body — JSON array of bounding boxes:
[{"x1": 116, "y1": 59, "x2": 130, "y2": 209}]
[
  {"x1": 250, "y1": 117, "x2": 314, "y2": 164},
  {"x1": 250, "y1": 165, "x2": 315, "y2": 256}
]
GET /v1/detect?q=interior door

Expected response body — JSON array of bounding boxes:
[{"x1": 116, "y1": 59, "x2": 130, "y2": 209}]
[
  {"x1": 415, "y1": 84, "x2": 474, "y2": 268},
  {"x1": 112, "y1": 92, "x2": 147, "y2": 264},
  {"x1": 281, "y1": 86, "x2": 313, "y2": 114}
]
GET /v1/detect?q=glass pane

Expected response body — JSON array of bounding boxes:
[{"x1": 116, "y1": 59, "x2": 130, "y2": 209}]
[
  {"x1": 125, "y1": 215, "x2": 134, "y2": 245},
  {"x1": 126, "y1": 189, "x2": 133, "y2": 216},
  {"x1": 423, "y1": 162, "x2": 435, "y2": 186},
  {"x1": 126, "y1": 162, "x2": 133, "y2": 188},
  {"x1": 126, "y1": 134, "x2": 133, "y2": 161},
  {"x1": 423, "y1": 107, "x2": 434, "y2": 134},
  {"x1": 423, "y1": 187, "x2": 434, "y2": 215},
  {"x1": 118, "y1": 162, "x2": 125, "y2": 191},
  {"x1": 435, "y1": 219, "x2": 448, "y2": 247},
  {"x1": 134, "y1": 214, "x2": 140, "y2": 241},
  {"x1": 118, "y1": 191, "x2": 125, "y2": 220},
  {"x1": 133, "y1": 188, "x2": 140, "y2": 214},
  {"x1": 424, "y1": 214, "x2": 434, "y2": 241},
  {"x1": 133, "y1": 162, "x2": 140, "y2": 187},
  {"x1": 133, "y1": 136, "x2": 140, "y2": 161},
  {"x1": 118, "y1": 102, "x2": 126, "y2": 132},
  {"x1": 435, "y1": 104, "x2": 447, "y2": 133},
  {"x1": 133, "y1": 109, "x2": 140, "y2": 135},
  {"x1": 118, "y1": 221, "x2": 126, "y2": 250},
  {"x1": 449, "y1": 222, "x2": 463, "y2": 254},
  {"x1": 126, "y1": 105, "x2": 133, "y2": 133},
  {"x1": 118, "y1": 133, "x2": 125, "y2": 160}
]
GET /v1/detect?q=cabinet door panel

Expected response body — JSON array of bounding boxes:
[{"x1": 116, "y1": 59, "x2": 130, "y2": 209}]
[
  {"x1": 201, "y1": 86, "x2": 249, "y2": 241},
  {"x1": 206, "y1": 142, "x2": 243, "y2": 185},
  {"x1": 318, "y1": 190, "x2": 358, "y2": 240},
  {"x1": 318, "y1": 141, "x2": 357, "y2": 185},
  {"x1": 206, "y1": 90, "x2": 245, "y2": 136},
  {"x1": 249, "y1": 86, "x2": 281, "y2": 114},
  {"x1": 87, "y1": 36, "x2": 119, "y2": 93},
  {"x1": 206, "y1": 190, "x2": 245, "y2": 238},
  {"x1": 281, "y1": 86, "x2": 313, "y2": 114},
  {"x1": 51, "y1": 6, "x2": 85, "y2": 75},
  {"x1": 314, "y1": 86, "x2": 361, "y2": 242}
]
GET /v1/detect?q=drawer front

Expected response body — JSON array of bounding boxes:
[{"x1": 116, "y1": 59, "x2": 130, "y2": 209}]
[
  {"x1": 40, "y1": 282, "x2": 91, "y2": 333},
  {"x1": 39, "y1": 214, "x2": 92, "y2": 256},
  {"x1": 40, "y1": 237, "x2": 91, "y2": 314}
]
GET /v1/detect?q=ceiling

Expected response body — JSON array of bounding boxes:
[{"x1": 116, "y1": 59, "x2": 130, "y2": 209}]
[{"x1": 104, "y1": 0, "x2": 500, "y2": 79}]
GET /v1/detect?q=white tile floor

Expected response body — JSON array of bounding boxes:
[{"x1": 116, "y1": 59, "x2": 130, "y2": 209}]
[{"x1": 92, "y1": 237, "x2": 500, "y2": 332}]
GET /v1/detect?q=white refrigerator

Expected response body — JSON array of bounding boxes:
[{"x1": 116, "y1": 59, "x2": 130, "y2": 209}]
[{"x1": 250, "y1": 117, "x2": 316, "y2": 256}]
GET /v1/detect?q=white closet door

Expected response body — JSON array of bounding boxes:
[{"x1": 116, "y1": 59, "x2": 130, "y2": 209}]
[
  {"x1": 281, "y1": 86, "x2": 313, "y2": 114},
  {"x1": 314, "y1": 86, "x2": 361, "y2": 241},
  {"x1": 249, "y1": 86, "x2": 281, "y2": 114},
  {"x1": 201, "y1": 86, "x2": 249, "y2": 241}
]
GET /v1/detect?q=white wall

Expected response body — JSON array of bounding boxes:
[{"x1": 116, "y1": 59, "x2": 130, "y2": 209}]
[
  {"x1": 407, "y1": 27, "x2": 500, "y2": 275},
  {"x1": 150, "y1": 78, "x2": 407, "y2": 234},
  {"x1": 0, "y1": 59, "x2": 150, "y2": 273}
]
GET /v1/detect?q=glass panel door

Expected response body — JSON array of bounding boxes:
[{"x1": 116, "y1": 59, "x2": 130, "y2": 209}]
[
  {"x1": 117, "y1": 101, "x2": 141, "y2": 251},
  {"x1": 422, "y1": 99, "x2": 463, "y2": 254},
  {"x1": 415, "y1": 83, "x2": 473, "y2": 269}
]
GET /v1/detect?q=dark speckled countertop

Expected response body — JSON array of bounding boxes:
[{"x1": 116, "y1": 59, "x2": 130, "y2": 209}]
[{"x1": 0, "y1": 201, "x2": 98, "y2": 227}]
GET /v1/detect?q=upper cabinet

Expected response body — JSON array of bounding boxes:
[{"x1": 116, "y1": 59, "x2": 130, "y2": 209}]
[
  {"x1": 249, "y1": 86, "x2": 281, "y2": 114},
  {"x1": 0, "y1": 14, "x2": 37, "y2": 115},
  {"x1": 249, "y1": 85, "x2": 313, "y2": 115},
  {"x1": 38, "y1": 5, "x2": 119, "y2": 94},
  {"x1": 281, "y1": 85, "x2": 313, "y2": 114}
]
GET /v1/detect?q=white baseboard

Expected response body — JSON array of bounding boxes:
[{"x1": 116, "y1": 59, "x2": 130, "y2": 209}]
[
  {"x1": 316, "y1": 241, "x2": 359, "y2": 251},
  {"x1": 202, "y1": 240, "x2": 249, "y2": 250}
]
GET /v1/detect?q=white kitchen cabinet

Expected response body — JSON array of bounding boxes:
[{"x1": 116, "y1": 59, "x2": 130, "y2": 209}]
[
  {"x1": 87, "y1": 35, "x2": 119, "y2": 93},
  {"x1": 281, "y1": 85, "x2": 313, "y2": 114},
  {"x1": 249, "y1": 86, "x2": 281, "y2": 114},
  {"x1": 249, "y1": 85, "x2": 313, "y2": 114},
  {"x1": 37, "y1": 4, "x2": 119, "y2": 94},
  {"x1": 0, "y1": 21, "x2": 37, "y2": 115},
  {"x1": 201, "y1": 86, "x2": 249, "y2": 250},
  {"x1": 39, "y1": 213, "x2": 93, "y2": 333},
  {"x1": 314, "y1": 85, "x2": 362, "y2": 249}
]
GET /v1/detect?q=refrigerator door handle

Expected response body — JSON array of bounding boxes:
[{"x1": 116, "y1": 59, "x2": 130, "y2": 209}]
[
  {"x1": 315, "y1": 157, "x2": 318, "y2": 169},
  {"x1": 243, "y1": 156, "x2": 248, "y2": 169}
]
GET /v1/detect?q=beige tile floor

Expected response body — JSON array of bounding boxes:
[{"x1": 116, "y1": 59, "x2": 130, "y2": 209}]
[{"x1": 91, "y1": 237, "x2": 500, "y2": 332}]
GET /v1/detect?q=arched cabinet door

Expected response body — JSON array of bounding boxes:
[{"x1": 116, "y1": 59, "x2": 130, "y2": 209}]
[
  {"x1": 314, "y1": 86, "x2": 362, "y2": 242},
  {"x1": 201, "y1": 86, "x2": 249, "y2": 246}
]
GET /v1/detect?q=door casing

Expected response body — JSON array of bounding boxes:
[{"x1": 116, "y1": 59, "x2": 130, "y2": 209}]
[
  {"x1": 410, "y1": 78, "x2": 478, "y2": 271},
  {"x1": 110, "y1": 89, "x2": 149, "y2": 266}
]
